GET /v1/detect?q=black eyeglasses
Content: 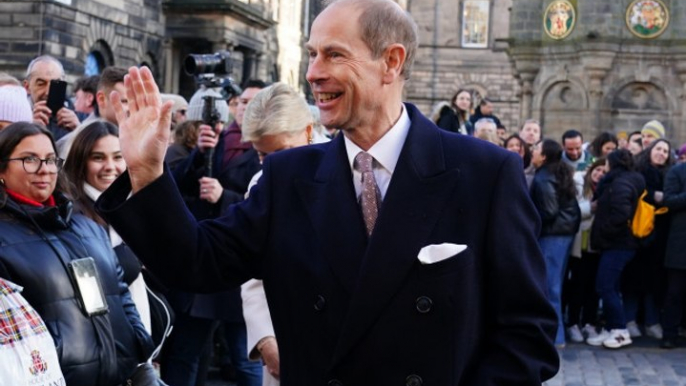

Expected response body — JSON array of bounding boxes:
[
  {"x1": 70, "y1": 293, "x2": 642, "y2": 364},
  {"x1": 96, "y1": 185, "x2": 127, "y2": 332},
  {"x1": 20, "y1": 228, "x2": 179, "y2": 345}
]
[{"x1": 4, "y1": 156, "x2": 64, "y2": 174}]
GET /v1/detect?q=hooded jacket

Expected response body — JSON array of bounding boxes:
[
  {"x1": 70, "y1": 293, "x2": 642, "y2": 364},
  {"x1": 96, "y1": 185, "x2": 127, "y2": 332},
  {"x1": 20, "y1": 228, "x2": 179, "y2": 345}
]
[{"x1": 0, "y1": 190, "x2": 153, "y2": 386}]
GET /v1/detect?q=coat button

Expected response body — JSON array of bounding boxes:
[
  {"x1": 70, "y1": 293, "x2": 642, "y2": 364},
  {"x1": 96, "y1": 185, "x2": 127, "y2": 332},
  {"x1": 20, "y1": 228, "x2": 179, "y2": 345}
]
[
  {"x1": 327, "y1": 379, "x2": 343, "y2": 386},
  {"x1": 406, "y1": 374, "x2": 423, "y2": 386},
  {"x1": 415, "y1": 296, "x2": 432, "y2": 314},
  {"x1": 314, "y1": 295, "x2": 326, "y2": 311}
]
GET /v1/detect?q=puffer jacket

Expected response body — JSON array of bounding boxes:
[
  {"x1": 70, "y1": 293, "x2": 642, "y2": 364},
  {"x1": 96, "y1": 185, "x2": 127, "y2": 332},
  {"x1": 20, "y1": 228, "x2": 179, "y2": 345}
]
[
  {"x1": 530, "y1": 166, "x2": 581, "y2": 236},
  {"x1": 591, "y1": 168, "x2": 646, "y2": 251},
  {"x1": 0, "y1": 190, "x2": 153, "y2": 386}
]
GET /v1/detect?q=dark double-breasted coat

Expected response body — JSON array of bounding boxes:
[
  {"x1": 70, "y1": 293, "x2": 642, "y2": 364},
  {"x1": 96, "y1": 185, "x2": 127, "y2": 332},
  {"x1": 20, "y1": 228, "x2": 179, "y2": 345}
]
[{"x1": 98, "y1": 104, "x2": 558, "y2": 386}]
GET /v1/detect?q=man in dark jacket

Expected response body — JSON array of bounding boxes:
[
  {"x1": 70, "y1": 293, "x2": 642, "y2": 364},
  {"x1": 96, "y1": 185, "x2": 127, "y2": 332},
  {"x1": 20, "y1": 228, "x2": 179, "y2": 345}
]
[{"x1": 99, "y1": 0, "x2": 559, "y2": 384}]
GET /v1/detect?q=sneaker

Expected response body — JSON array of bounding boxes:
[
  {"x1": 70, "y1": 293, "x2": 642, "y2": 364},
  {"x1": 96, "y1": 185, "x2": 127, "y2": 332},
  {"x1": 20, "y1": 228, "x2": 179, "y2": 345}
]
[
  {"x1": 602, "y1": 329, "x2": 633, "y2": 349},
  {"x1": 626, "y1": 321, "x2": 642, "y2": 337},
  {"x1": 583, "y1": 324, "x2": 600, "y2": 340},
  {"x1": 586, "y1": 329, "x2": 610, "y2": 346},
  {"x1": 646, "y1": 324, "x2": 663, "y2": 339},
  {"x1": 567, "y1": 325, "x2": 584, "y2": 343}
]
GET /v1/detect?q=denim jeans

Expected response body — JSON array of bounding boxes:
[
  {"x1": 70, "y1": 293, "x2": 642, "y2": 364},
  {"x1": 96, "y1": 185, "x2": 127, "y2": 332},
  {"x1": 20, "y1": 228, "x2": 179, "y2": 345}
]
[
  {"x1": 596, "y1": 249, "x2": 636, "y2": 330},
  {"x1": 539, "y1": 235, "x2": 574, "y2": 345}
]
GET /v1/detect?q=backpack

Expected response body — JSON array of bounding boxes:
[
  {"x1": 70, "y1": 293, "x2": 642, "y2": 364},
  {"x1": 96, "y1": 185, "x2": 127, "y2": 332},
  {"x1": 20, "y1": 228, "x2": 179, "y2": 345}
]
[{"x1": 631, "y1": 190, "x2": 668, "y2": 238}]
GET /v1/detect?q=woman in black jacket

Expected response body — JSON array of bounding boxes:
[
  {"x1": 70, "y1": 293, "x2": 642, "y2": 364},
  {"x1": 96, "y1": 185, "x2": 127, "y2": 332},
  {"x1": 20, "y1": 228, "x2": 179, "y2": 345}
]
[
  {"x1": 587, "y1": 149, "x2": 645, "y2": 349},
  {"x1": 0, "y1": 122, "x2": 153, "y2": 385},
  {"x1": 530, "y1": 139, "x2": 581, "y2": 347},
  {"x1": 621, "y1": 138, "x2": 673, "y2": 340},
  {"x1": 431, "y1": 89, "x2": 474, "y2": 135}
]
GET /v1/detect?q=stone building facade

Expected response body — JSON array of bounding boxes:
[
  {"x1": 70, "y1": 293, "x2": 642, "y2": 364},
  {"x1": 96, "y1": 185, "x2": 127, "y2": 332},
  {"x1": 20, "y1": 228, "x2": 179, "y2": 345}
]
[
  {"x1": 508, "y1": 0, "x2": 686, "y2": 144},
  {"x1": 405, "y1": 0, "x2": 521, "y2": 131},
  {"x1": 0, "y1": 0, "x2": 308, "y2": 101},
  {"x1": 0, "y1": 0, "x2": 165, "y2": 87},
  {"x1": 406, "y1": 0, "x2": 686, "y2": 144}
]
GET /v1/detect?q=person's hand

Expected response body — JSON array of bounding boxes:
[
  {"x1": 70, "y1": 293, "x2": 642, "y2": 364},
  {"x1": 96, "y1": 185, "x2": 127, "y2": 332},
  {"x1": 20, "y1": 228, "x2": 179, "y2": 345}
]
[
  {"x1": 110, "y1": 67, "x2": 173, "y2": 193},
  {"x1": 32, "y1": 100, "x2": 51, "y2": 127},
  {"x1": 259, "y1": 337, "x2": 280, "y2": 380},
  {"x1": 197, "y1": 124, "x2": 220, "y2": 153},
  {"x1": 654, "y1": 191, "x2": 664, "y2": 203},
  {"x1": 590, "y1": 200, "x2": 598, "y2": 213},
  {"x1": 199, "y1": 177, "x2": 223, "y2": 203},
  {"x1": 56, "y1": 107, "x2": 80, "y2": 131}
]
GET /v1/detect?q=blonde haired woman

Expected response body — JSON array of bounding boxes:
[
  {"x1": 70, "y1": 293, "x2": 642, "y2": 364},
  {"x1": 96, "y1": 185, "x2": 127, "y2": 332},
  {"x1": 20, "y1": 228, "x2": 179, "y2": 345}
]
[{"x1": 241, "y1": 83, "x2": 328, "y2": 386}]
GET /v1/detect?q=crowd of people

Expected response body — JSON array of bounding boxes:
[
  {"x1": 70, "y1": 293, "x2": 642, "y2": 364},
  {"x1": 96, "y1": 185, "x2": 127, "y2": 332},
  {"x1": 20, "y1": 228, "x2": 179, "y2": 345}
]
[
  {"x1": 433, "y1": 89, "x2": 686, "y2": 350},
  {"x1": 1, "y1": 0, "x2": 685, "y2": 385}
]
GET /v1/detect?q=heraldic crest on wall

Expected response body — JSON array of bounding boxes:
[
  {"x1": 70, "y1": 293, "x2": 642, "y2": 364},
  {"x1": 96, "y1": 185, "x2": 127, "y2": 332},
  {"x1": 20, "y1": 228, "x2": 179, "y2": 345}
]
[
  {"x1": 543, "y1": 0, "x2": 576, "y2": 40},
  {"x1": 626, "y1": 0, "x2": 669, "y2": 39}
]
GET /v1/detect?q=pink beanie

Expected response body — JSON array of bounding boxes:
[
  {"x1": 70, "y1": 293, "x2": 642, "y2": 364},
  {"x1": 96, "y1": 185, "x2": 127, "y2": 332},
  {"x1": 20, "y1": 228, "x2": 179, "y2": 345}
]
[{"x1": 0, "y1": 86, "x2": 33, "y2": 124}]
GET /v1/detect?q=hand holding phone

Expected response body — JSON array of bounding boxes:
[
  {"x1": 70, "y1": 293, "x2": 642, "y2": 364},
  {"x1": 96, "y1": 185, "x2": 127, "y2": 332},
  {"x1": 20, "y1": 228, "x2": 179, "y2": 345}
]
[{"x1": 46, "y1": 79, "x2": 67, "y2": 116}]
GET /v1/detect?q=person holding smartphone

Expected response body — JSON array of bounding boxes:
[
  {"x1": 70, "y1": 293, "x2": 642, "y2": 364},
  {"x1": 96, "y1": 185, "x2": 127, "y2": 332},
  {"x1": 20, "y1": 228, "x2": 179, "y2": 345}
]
[{"x1": 23, "y1": 55, "x2": 80, "y2": 140}]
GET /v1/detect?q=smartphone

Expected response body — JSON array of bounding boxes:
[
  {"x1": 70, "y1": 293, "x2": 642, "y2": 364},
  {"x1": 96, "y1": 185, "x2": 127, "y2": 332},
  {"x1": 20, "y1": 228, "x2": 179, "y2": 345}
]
[{"x1": 46, "y1": 79, "x2": 67, "y2": 115}]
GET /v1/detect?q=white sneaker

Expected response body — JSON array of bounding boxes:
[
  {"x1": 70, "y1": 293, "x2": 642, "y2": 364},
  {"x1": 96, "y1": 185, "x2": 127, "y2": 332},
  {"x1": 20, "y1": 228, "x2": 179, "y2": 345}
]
[
  {"x1": 646, "y1": 323, "x2": 663, "y2": 339},
  {"x1": 603, "y1": 329, "x2": 633, "y2": 349},
  {"x1": 586, "y1": 329, "x2": 610, "y2": 346},
  {"x1": 626, "y1": 321, "x2": 642, "y2": 337},
  {"x1": 567, "y1": 325, "x2": 584, "y2": 343},
  {"x1": 583, "y1": 324, "x2": 600, "y2": 340}
]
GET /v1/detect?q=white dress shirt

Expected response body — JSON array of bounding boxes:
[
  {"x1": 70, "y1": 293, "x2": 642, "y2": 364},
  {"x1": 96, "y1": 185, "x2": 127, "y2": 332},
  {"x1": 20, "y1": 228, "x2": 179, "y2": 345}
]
[{"x1": 344, "y1": 104, "x2": 411, "y2": 201}]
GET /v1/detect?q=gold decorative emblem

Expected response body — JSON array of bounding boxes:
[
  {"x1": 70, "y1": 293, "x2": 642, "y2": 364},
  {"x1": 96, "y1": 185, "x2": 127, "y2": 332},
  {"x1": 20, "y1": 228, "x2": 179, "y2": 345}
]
[
  {"x1": 543, "y1": 0, "x2": 575, "y2": 40},
  {"x1": 626, "y1": 0, "x2": 669, "y2": 39}
]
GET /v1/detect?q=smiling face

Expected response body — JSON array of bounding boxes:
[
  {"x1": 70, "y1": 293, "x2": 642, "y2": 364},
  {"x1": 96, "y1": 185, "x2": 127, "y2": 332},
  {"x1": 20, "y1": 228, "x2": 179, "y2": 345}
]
[
  {"x1": 454, "y1": 91, "x2": 471, "y2": 112},
  {"x1": 0, "y1": 134, "x2": 58, "y2": 203},
  {"x1": 649, "y1": 140, "x2": 670, "y2": 167},
  {"x1": 305, "y1": 3, "x2": 388, "y2": 133},
  {"x1": 590, "y1": 164, "x2": 607, "y2": 184},
  {"x1": 86, "y1": 135, "x2": 125, "y2": 192}
]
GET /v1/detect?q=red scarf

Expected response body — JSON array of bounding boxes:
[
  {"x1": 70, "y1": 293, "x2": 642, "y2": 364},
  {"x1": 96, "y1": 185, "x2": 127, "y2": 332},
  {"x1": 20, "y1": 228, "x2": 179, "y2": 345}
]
[{"x1": 5, "y1": 188, "x2": 56, "y2": 207}]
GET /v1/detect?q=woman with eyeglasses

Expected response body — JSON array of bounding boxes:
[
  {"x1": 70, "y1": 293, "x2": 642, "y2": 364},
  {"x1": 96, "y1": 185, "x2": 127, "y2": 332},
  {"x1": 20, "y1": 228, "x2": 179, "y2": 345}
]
[{"x1": 0, "y1": 122, "x2": 154, "y2": 386}]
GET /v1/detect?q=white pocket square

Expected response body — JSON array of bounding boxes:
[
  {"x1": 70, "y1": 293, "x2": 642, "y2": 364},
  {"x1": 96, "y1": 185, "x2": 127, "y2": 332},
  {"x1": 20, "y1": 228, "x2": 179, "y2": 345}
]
[{"x1": 417, "y1": 243, "x2": 468, "y2": 265}]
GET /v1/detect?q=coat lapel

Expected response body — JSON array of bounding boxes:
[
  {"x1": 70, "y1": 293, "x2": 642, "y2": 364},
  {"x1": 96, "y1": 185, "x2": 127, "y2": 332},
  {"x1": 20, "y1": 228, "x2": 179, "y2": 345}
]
[
  {"x1": 295, "y1": 135, "x2": 368, "y2": 295},
  {"x1": 330, "y1": 107, "x2": 461, "y2": 366}
]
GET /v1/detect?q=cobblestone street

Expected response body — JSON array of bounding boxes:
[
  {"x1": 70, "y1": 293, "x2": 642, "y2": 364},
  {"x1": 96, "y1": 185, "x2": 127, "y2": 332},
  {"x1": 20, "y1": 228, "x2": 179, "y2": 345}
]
[
  {"x1": 205, "y1": 338, "x2": 686, "y2": 386},
  {"x1": 547, "y1": 338, "x2": 686, "y2": 386}
]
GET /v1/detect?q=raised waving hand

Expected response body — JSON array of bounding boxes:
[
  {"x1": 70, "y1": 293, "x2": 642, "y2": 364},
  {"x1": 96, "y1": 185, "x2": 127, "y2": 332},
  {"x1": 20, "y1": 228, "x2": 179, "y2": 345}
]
[{"x1": 110, "y1": 66, "x2": 174, "y2": 192}]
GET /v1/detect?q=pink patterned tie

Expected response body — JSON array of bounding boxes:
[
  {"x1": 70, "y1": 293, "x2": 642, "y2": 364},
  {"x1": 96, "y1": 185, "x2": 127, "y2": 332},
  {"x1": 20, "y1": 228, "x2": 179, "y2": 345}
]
[{"x1": 355, "y1": 151, "x2": 381, "y2": 236}]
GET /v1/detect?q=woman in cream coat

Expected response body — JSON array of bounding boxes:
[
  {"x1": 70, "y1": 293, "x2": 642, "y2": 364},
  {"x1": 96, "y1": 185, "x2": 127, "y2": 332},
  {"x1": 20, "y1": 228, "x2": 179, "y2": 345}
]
[{"x1": 240, "y1": 83, "x2": 328, "y2": 386}]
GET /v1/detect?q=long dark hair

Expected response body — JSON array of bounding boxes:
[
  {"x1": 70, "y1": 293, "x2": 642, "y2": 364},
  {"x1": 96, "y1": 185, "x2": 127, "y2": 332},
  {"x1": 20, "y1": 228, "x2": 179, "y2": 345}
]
[
  {"x1": 0, "y1": 122, "x2": 66, "y2": 198},
  {"x1": 538, "y1": 139, "x2": 576, "y2": 202},
  {"x1": 450, "y1": 88, "x2": 471, "y2": 123},
  {"x1": 582, "y1": 157, "x2": 606, "y2": 198},
  {"x1": 63, "y1": 121, "x2": 119, "y2": 226},
  {"x1": 588, "y1": 132, "x2": 618, "y2": 158},
  {"x1": 634, "y1": 138, "x2": 674, "y2": 177},
  {"x1": 504, "y1": 133, "x2": 531, "y2": 168}
]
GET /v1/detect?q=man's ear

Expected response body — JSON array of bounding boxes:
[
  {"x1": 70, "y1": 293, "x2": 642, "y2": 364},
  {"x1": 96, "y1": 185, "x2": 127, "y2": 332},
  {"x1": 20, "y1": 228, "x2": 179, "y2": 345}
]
[
  {"x1": 96, "y1": 90, "x2": 106, "y2": 110},
  {"x1": 86, "y1": 92, "x2": 95, "y2": 107},
  {"x1": 382, "y1": 43, "x2": 406, "y2": 84},
  {"x1": 23, "y1": 79, "x2": 30, "y2": 93}
]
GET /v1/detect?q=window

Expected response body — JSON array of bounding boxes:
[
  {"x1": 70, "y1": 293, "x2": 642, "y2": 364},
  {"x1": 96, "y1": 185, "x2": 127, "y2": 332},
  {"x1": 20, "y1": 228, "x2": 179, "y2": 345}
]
[
  {"x1": 462, "y1": 0, "x2": 490, "y2": 48},
  {"x1": 85, "y1": 52, "x2": 104, "y2": 76}
]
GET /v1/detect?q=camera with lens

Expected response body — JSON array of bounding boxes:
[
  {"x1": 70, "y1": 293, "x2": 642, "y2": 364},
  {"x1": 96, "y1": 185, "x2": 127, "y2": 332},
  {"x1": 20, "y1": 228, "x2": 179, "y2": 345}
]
[{"x1": 184, "y1": 51, "x2": 233, "y2": 77}]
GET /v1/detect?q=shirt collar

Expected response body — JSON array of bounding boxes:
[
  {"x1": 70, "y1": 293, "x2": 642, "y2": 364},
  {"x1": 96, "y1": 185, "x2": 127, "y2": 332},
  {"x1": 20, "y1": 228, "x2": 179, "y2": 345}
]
[{"x1": 344, "y1": 104, "x2": 410, "y2": 173}]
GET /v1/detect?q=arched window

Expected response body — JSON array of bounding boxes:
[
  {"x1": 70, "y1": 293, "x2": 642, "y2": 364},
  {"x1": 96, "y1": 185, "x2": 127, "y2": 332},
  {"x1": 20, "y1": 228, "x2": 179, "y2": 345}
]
[
  {"x1": 85, "y1": 40, "x2": 114, "y2": 75},
  {"x1": 462, "y1": 1, "x2": 490, "y2": 48},
  {"x1": 85, "y1": 52, "x2": 104, "y2": 76}
]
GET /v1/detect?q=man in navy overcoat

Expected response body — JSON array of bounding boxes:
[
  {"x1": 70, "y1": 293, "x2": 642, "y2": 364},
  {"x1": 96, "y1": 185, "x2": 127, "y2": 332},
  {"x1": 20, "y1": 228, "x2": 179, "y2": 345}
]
[{"x1": 97, "y1": 0, "x2": 559, "y2": 384}]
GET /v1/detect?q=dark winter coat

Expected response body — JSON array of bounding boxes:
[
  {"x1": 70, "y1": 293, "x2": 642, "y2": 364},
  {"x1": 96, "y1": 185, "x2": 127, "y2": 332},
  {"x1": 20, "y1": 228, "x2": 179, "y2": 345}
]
[
  {"x1": 591, "y1": 168, "x2": 646, "y2": 251},
  {"x1": 435, "y1": 105, "x2": 474, "y2": 136},
  {"x1": 0, "y1": 191, "x2": 153, "y2": 386},
  {"x1": 530, "y1": 166, "x2": 581, "y2": 236},
  {"x1": 663, "y1": 163, "x2": 686, "y2": 269}
]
